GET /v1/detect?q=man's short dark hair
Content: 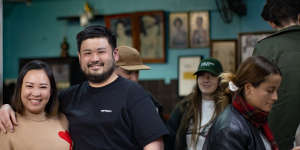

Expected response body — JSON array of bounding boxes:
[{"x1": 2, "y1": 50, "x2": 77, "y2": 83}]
[
  {"x1": 76, "y1": 25, "x2": 117, "y2": 52},
  {"x1": 261, "y1": 0, "x2": 300, "y2": 27}
]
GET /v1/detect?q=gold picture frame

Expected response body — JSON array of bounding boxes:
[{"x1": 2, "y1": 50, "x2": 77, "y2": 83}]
[
  {"x1": 211, "y1": 40, "x2": 237, "y2": 72},
  {"x1": 169, "y1": 12, "x2": 189, "y2": 48},
  {"x1": 136, "y1": 11, "x2": 166, "y2": 63},
  {"x1": 189, "y1": 11, "x2": 210, "y2": 48}
]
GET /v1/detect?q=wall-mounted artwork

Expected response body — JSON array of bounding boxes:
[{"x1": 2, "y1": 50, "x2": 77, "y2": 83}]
[
  {"x1": 178, "y1": 55, "x2": 202, "y2": 97},
  {"x1": 19, "y1": 57, "x2": 85, "y2": 90},
  {"x1": 105, "y1": 14, "x2": 134, "y2": 47},
  {"x1": 105, "y1": 11, "x2": 165, "y2": 63},
  {"x1": 137, "y1": 11, "x2": 165, "y2": 63},
  {"x1": 238, "y1": 31, "x2": 273, "y2": 63},
  {"x1": 211, "y1": 40, "x2": 237, "y2": 72},
  {"x1": 189, "y1": 11, "x2": 210, "y2": 48},
  {"x1": 169, "y1": 12, "x2": 188, "y2": 48}
]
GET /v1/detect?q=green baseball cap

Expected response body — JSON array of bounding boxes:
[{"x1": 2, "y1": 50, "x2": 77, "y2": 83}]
[{"x1": 194, "y1": 57, "x2": 223, "y2": 76}]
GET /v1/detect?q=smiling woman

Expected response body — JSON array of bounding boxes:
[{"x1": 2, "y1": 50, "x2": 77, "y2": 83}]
[
  {"x1": 166, "y1": 57, "x2": 228, "y2": 150},
  {"x1": 21, "y1": 69, "x2": 51, "y2": 115},
  {"x1": 203, "y1": 56, "x2": 282, "y2": 150},
  {"x1": 0, "y1": 60, "x2": 72, "y2": 150}
]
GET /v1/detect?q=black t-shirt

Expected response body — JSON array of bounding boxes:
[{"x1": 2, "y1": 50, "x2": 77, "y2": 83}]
[{"x1": 59, "y1": 77, "x2": 168, "y2": 150}]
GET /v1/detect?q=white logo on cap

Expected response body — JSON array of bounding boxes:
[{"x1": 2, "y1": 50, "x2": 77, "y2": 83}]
[{"x1": 201, "y1": 62, "x2": 215, "y2": 67}]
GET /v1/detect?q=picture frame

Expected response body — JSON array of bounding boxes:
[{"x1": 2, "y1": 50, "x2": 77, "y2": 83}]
[
  {"x1": 19, "y1": 57, "x2": 85, "y2": 90},
  {"x1": 211, "y1": 40, "x2": 237, "y2": 72},
  {"x1": 105, "y1": 14, "x2": 135, "y2": 48},
  {"x1": 136, "y1": 11, "x2": 166, "y2": 63},
  {"x1": 169, "y1": 12, "x2": 189, "y2": 48},
  {"x1": 189, "y1": 11, "x2": 210, "y2": 48},
  {"x1": 238, "y1": 31, "x2": 273, "y2": 63},
  {"x1": 178, "y1": 55, "x2": 202, "y2": 97}
]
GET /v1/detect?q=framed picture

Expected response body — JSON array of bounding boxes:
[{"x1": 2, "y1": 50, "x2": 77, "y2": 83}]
[
  {"x1": 178, "y1": 55, "x2": 202, "y2": 97},
  {"x1": 105, "y1": 14, "x2": 135, "y2": 47},
  {"x1": 19, "y1": 57, "x2": 85, "y2": 90},
  {"x1": 238, "y1": 31, "x2": 273, "y2": 63},
  {"x1": 189, "y1": 11, "x2": 210, "y2": 48},
  {"x1": 136, "y1": 11, "x2": 165, "y2": 63},
  {"x1": 211, "y1": 40, "x2": 237, "y2": 72},
  {"x1": 169, "y1": 12, "x2": 188, "y2": 48}
]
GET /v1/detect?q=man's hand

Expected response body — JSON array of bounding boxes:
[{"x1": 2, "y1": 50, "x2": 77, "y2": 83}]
[{"x1": 0, "y1": 104, "x2": 18, "y2": 133}]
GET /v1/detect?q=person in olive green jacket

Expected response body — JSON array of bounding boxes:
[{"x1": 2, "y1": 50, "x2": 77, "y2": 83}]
[{"x1": 252, "y1": 0, "x2": 300, "y2": 149}]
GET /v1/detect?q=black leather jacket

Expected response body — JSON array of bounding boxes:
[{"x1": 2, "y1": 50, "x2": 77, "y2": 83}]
[{"x1": 203, "y1": 105, "x2": 267, "y2": 150}]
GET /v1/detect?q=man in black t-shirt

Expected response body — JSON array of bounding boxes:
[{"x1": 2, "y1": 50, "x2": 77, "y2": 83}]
[{"x1": 0, "y1": 25, "x2": 168, "y2": 150}]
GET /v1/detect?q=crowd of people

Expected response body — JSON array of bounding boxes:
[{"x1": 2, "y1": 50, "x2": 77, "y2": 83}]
[{"x1": 0, "y1": 0, "x2": 300, "y2": 149}]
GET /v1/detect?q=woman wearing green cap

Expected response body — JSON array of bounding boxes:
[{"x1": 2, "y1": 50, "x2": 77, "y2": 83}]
[{"x1": 166, "y1": 57, "x2": 229, "y2": 150}]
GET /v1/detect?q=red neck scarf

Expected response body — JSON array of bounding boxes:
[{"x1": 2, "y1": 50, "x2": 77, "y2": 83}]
[{"x1": 232, "y1": 95, "x2": 278, "y2": 150}]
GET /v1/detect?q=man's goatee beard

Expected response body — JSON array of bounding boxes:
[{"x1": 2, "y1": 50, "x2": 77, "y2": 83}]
[{"x1": 85, "y1": 63, "x2": 115, "y2": 84}]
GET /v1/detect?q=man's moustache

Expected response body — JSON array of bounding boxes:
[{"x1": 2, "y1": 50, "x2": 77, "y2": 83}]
[{"x1": 88, "y1": 62, "x2": 104, "y2": 67}]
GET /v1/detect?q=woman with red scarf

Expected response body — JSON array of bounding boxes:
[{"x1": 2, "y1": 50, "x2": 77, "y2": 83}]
[{"x1": 203, "y1": 56, "x2": 281, "y2": 150}]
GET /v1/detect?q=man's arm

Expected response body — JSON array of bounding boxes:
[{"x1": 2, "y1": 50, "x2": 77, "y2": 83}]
[
  {"x1": 293, "y1": 146, "x2": 300, "y2": 150},
  {"x1": 0, "y1": 104, "x2": 18, "y2": 133},
  {"x1": 144, "y1": 137, "x2": 164, "y2": 150}
]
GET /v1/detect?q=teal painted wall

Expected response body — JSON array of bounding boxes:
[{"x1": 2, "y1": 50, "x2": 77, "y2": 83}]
[{"x1": 3, "y1": 0, "x2": 272, "y2": 82}]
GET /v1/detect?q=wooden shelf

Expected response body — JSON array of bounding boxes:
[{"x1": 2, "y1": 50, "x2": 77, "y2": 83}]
[{"x1": 57, "y1": 14, "x2": 104, "y2": 22}]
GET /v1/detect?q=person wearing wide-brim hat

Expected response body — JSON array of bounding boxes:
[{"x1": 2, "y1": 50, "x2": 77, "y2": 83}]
[
  {"x1": 115, "y1": 45, "x2": 165, "y2": 121},
  {"x1": 166, "y1": 57, "x2": 229, "y2": 150},
  {"x1": 115, "y1": 46, "x2": 150, "y2": 81}
]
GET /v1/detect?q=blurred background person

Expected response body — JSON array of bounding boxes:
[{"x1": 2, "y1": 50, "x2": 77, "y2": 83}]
[
  {"x1": 166, "y1": 58, "x2": 228, "y2": 150},
  {"x1": 115, "y1": 45, "x2": 150, "y2": 82},
  {"x1": 0, "y1": 60, "x2": 72, "y2": 150},
  {"x1": 114, "y1": 45, "x2": 164, "y2": 121},
  {"x1": 253, "y1": 0, "x2": 300, "y2": 149},
  {"x1": 203, "y1": 56, "x2": 281, "y2": 150}
]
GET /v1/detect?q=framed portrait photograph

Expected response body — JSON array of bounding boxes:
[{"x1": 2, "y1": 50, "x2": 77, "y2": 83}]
[
  {"x1": 238, "y1": 31, "x2": 273, "y2": 63},
  {"x1": 189, "y1": 11, "x2": 210, "y2": 48},
  {"x1": 169, "y1": 12, "x2": 188, "y2": 48},
  {"x1": 211, "y1": 40, "x2": 237, "y2": 72},
  {"x1": 105, "y1": 14, "x2": 134, "y2": 47},
  {"x1": 136, "y1": 11, "x2": 165, "y2": 63},
  {"x1": 178, "y1": 55, "x2": 202, "y2": 97},
  {"x1": 19, "y1": 57, "x2": 83, "y2": 90}
]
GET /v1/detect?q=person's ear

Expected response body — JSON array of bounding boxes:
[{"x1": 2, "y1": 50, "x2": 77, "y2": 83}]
[
  {"x1": 77, "y1": 52, "x2": 81, "y2": 63},
  {"x1": 244, "y1": 82, "x2": 254, "y2": 97},
  {"x1": 267, "y1": 21, "x2": 279, "y2": 29},
  {"x1": 113, "y1": 48, "x2": 119, "y2": 62}
]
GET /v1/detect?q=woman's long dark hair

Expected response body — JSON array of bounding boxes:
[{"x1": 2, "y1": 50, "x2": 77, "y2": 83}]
[
  {"x1": 11, "y1": 60, "x2": 59, "y2": 117},
  {"x1": 175, "y1": 75, "x2": 229, "y2": 150}
]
